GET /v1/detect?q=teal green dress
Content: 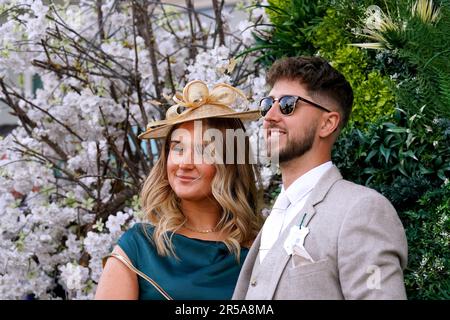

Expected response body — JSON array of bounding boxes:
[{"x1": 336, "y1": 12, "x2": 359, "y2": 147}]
[{"x1": 117, "y1": 223, "x2": 249, "y2": 300}]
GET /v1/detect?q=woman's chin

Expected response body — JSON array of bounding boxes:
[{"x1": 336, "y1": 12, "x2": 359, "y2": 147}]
[{"x1": 175, "y1": 190, "x2": 208, "y2": 202}]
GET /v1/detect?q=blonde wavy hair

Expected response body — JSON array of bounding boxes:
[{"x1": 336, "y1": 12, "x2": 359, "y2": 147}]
[{"x1": 140, "y1": 118, "x2": 263, "y2": 259}]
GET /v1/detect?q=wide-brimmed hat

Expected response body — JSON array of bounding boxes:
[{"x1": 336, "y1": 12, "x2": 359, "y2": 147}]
[{"x1": 138, "y1": 80, "x2": 260, "y2": 139}]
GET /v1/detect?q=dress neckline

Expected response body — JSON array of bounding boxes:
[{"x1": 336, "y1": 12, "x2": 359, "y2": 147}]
[
  {"x1": 141, "y1": 223, "x2": 249, "y2": 249},
  {"x1": 171, "y1": 231, "x2": 225, "y2": 244}
]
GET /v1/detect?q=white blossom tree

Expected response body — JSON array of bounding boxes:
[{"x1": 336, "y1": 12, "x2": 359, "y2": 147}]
[{"x1": 0, "y1": 0, "x2": 273, "y2": 299}]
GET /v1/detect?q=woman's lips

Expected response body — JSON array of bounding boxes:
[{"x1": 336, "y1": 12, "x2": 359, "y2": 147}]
[{"x1": 176, "y1": 175, "x2": 200, "y2": 182}]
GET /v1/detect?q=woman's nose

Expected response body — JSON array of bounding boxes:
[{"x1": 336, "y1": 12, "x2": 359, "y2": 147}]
[{"x1": 179, "y1": 148, "x2": 195, "y2": 168}]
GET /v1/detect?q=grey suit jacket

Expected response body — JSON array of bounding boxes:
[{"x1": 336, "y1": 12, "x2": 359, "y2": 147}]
[{"x1": 233, "y1": 166, "x2": 408, "y2": 300}]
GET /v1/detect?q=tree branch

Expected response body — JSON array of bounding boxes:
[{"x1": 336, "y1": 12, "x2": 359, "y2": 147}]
[{"x1": 212, "y1": 0, "x2": 225, "y2": 46}]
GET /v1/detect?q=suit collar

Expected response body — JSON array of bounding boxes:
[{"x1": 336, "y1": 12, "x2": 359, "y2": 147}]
[
  {"x1": 233, "y1": 166, "x2": 343, "y2": 300},
  {"x1": 263, "y1": 165, "x2": 343, "y2": 299},
  {"x1": 284, "y1": 161, "x2": 333, "y2": 206}
]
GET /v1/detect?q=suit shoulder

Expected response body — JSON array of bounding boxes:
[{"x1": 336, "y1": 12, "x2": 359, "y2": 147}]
[
  {"x1": 332, "y1": 179, "x2": 391, "y2": 203},
  {"x1": 324, "y1": 180, "x2": 406, "y2": 244},
  {"x1": 326, "y1": 179, "x2": 398, "y2": 219}
]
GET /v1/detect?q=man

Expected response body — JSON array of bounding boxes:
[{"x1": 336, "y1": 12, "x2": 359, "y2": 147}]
[{"x1": 233, "y1": 56, "x2": 408, "y2": 300}]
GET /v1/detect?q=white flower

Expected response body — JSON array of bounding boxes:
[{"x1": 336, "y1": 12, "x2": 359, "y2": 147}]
[
  {"x1": 66, "y1": 234, "x2": 82, "y2": 254},
  {"x1": 106, "y1": 211, "x2": 130, "y2": 235},
  {"x1": 260, "y1": 165, "x2": 277, "y2": 188},
  {"x1": 238, "y1": 20, "x2": 255, "y2": 46},
  {"x1": 0, "y1": 0, "x2": 273, "y2": 300},
  {"x1": 261, "y1": 208, "x2": 271, "y2": 218},
  {"x1": 59, "y1": 263, "x2": 89, "y2": 291}
]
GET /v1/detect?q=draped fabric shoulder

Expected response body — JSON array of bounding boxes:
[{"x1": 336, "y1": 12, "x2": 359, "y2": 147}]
[{"x1": 117, "y1": 223, "x2": 249, "y2": 300}]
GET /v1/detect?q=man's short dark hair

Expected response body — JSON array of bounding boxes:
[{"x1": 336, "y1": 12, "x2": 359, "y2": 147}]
[{"x1": 266, "y1": 56, "x2": 354, "y2": 128}]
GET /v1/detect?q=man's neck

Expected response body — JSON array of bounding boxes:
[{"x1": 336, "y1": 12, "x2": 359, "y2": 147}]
[{"x1": 280, "y1": 151, "x2": 331, "y2": 189}]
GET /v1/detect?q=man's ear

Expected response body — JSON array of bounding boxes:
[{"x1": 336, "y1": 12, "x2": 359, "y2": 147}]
[{"x1": 318, "y1": 111, "x2": 340, "y2": 138}]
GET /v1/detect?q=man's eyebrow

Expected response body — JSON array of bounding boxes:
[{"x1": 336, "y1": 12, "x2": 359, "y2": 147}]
[{"x1": 170, "y1": 140, "x2": 181, "y2": 144}]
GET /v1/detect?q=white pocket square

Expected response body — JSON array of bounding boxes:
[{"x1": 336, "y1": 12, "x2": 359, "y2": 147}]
[{"x1": 291, "y1": 244, "x2": 315, "y2": 267}]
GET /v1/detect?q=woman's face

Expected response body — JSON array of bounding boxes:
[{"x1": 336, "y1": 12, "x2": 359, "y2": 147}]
[{"x1": 166, "y1": 121, "x2": 217, "y2": 202}]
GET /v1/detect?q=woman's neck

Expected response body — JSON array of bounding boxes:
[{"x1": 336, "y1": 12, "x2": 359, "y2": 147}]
[{"x1": 180, "y1": 198, "x2": 222, "y2": 230}]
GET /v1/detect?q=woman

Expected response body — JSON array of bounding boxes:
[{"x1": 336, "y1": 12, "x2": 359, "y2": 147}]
[{"x1": 95, "y1": 80, "x2": 263, "y2": 299}]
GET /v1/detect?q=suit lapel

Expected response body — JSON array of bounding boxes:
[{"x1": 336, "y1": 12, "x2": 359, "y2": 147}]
[
  {"x1": 264, "y1": 165, "x2": 343, "y2": 299},
  {"x1": 261, "y1": 202, "x2": 316, "y2": 299},
  {"x1": 301, "y1": 166, "x2": 343, "y2": 227}
]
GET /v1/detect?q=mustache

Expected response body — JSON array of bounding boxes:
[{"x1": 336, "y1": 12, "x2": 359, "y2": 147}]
[{"x1": 265, "y1": 123, "x2": 287, "y2": 132}]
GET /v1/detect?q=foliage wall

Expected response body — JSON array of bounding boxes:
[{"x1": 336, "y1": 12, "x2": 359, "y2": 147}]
[{"x1": 253, "y1": 0, "x2": 450, "y2": 299}]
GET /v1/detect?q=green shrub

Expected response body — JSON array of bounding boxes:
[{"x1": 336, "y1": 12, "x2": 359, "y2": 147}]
[
  {"x1": 265, "y1": 0, "x2": 291, "y2": 23},
  {"x1": 401, "y1": 184, "x2": 450, "y2": 299},
  {"x1": 249, "y1": 0, "x2": 328, "y2": 65},
  {"x1": 333, "y1": 108, "x2": 450, "y2": 211},
  {"x1": 352, "y1": 0, "x2": 450, "y2": 119},
  {"x1": 254, "y1": 0, "x2": 450, "y2": 300},
  {"x1": 333, "y1": 109, "x2": 450, "y2": 299},
  {"x1": 312, "y1": 8, "x2": 396, "y2": 127},
  {"x1": 253, "y1": 4, "x2": 396, "y2": 128}
]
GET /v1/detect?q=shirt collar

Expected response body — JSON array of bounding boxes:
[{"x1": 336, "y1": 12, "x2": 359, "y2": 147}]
[{"x1": 281, "y1": 161, "x2": 333, "y2": 206}]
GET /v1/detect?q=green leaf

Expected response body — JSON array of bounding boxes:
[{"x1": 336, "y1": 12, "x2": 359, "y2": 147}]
[
  {"x1": 419, "y1": 164, "x2": 434, "y2": 175},
  {"x1": 384, "y1": 133, "x2": 395, "y2": 145},
  {"x1": 437, "y1": 170, "x2": 447, "y2": 181},
  {"x1": 365, "y1": 149, "x2": 378, "y2": 162},
  {"x1": 398, "y1": 162, "x2": 409, "y2": 177},
  {"x1": 363, "y1": 167, "x2": 378, "y2": 174},
  {"x1": 380, "y1": 144, "x2": 391, "y2": 163},
  {"x1": 406, "y1": 133, "x2": 417, "y2": 149},
  {"x1": 403, "y1": 150, "x2": 419, "y2": 161},
  {"x1": 387, "y1": 127, "x2": 408, "y2": 133}
]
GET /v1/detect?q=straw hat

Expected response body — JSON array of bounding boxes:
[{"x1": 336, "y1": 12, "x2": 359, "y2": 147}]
[{"x1": 138, "y1": 80, "x2": 260, "y2": 139}]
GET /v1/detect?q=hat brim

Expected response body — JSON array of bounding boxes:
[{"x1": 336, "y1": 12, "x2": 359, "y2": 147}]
[{"x1": 138, "y1": 109, "x2": 261, "y2": 139}]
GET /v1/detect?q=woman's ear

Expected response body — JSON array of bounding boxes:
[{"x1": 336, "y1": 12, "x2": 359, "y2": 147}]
[{"x1": 319, "y1": 111, "x2": 340, "y2": 138}]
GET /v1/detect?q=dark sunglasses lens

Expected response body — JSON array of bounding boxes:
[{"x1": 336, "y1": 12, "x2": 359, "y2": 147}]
[
  {"x1": 260, "y1": 98, "x2": 274, "y2": 116},
  {"x1": 279, "y1": 96, "x2": 296, "y2": 115}
]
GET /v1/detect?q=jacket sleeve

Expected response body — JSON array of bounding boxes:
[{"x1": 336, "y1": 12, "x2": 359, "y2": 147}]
[{"x1": 337, "y1": 192, "x2": 408, "y2": 299}]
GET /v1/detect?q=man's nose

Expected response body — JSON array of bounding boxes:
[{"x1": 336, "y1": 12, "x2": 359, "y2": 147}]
[{"x1": 263, "y1": 100, "x2": 282, "y2": 125}]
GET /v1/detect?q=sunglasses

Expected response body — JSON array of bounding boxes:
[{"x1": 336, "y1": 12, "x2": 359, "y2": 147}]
[{"x1": 259, "y1": 95, "x2": 331, "y2": 117}]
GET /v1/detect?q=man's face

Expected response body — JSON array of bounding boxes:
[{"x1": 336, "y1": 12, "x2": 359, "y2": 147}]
[{"x1": 262, "y1": 79, "x2": 322, "y2": 163}]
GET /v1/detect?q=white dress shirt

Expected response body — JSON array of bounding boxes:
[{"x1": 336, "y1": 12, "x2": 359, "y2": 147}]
[{"x1": 259, "y1": 161, "x2": 333, "y2": 263}]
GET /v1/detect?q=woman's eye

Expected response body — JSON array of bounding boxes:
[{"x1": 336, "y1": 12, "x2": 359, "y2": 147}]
[{"x1": 172, "y1": 144, "x2": 184, "y2": 153}]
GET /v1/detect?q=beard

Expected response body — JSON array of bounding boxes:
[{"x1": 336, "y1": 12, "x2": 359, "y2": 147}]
[{"x1": 277, "y1": 124, "x2": 316, "y2": 163}]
